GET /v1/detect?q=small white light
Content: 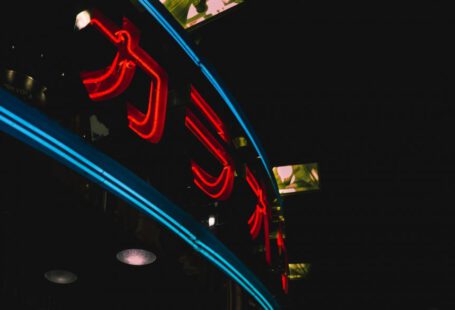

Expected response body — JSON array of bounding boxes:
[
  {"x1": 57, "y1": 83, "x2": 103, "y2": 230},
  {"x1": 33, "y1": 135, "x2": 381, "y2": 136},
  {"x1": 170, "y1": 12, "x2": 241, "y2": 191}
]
[
  {"x1": 61, "y1": 72, "x2": 65, "y2": 77},
  {"x1": 40, "y1": 53, "x2": 44, "y2": 58},
  {"x1": 208, "y1": 215, "x2": 216, "y2": 227},
  {"x1": 11, "y1": 45, "x2": 15, "y2": 50},
  {"x1": 44, "y1": 270, "x2": 77, "y2": 284},
  {"x1": 116, "y1": 249, "x2": 156, "y2": 266},
  {"x1": 75, "y1": 10, "x2": 91, "y2": 30}
]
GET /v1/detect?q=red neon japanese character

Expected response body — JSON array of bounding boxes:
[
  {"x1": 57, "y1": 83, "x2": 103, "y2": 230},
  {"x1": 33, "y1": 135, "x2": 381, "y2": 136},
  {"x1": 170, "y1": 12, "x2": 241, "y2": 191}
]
[
  {"x1": 185, "y1": 87, "x2": 234, "y2": 200},
  {"x1": 245, "y1": 166, "x2": 271, "y2": 265},
  {"x1": 80, "y1": 11, "x2": 168, "y2": 143},
  {"x1": 277, "y1": 227, "x2": 289, "y2": 294}
]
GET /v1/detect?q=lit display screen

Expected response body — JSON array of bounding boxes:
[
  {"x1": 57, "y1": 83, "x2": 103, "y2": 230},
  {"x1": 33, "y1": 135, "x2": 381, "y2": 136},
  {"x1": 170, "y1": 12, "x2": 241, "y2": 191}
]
[
  {"x1": 159, "y1": 0, "x2": 244, "y2": 29},
  {"x1": 273, "y1": 163, "x2": 320, "y2": 195}
]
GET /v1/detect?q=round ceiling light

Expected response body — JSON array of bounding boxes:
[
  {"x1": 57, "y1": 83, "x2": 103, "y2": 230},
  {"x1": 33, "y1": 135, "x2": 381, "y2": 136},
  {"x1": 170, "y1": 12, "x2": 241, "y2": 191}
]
[
  {"x1": 116, "y1": 249, "x2": 157, "y2": 266},
  {"x1": 44, "y1": 270, "x2": 78, "y2": 284}
]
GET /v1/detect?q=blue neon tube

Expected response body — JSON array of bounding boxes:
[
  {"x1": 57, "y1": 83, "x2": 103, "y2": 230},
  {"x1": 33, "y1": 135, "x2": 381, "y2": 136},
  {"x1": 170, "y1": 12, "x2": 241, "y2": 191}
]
[
  {"x1": 137, "y1": 0, "x2": 281, "y2": 201},
  {"x1": 0, "y1": 88, "x2": 278, "y2": 310}
]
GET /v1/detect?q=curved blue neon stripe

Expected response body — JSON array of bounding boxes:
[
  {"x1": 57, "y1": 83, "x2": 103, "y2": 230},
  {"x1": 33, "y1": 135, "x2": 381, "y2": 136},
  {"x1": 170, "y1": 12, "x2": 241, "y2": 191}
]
[
  {"x1": 0, "y1": 112, "x2": 196, "y2": 245},
  {"x1": 0, "y1": 107, "x2": 197, "y2": 242},
  {"x1": 1, "y1": 109, "x2": 271, "y2": 309},
  {"x1": 137, "y1": 0, "x2": 281, "y2": 201},
  {"x1": 0, "y1": 89, "x2": 278, "y2": 310}
]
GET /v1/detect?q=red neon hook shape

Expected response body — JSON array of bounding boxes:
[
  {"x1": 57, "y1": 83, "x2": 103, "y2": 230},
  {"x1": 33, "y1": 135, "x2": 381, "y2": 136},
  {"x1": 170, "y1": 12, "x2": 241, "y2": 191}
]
[
  {"x1": 245, "y1": 166, "x2": 271, "y2": 265},
  {"x1": 80, "y1": 11, "x2": 168, "y2": 143},
  {"x1": 281, "y1": 274, "x2": 288, "y2": 294},
  {"x1": 192, "y1": 163, "x2": 234, "y2": 200},
  {"x1": 277, "y1": 227, "x2": 289, "y2": 294},
  {"x1": 185, "y1": 109, "x2": 234, "y2": 200},
  {"x1": 190, "y1": 86, "x2": 230, "y2": 143}
]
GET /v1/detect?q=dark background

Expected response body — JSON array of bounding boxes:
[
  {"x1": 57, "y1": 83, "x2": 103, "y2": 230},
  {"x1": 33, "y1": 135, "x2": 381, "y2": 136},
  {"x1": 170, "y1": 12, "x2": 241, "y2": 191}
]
[
  {"x1": 1, "y1": 0, "x2": 453, "y2": 309},
  {"x1": 195, "y1": 0, "x2": 452, "y2": 309}
]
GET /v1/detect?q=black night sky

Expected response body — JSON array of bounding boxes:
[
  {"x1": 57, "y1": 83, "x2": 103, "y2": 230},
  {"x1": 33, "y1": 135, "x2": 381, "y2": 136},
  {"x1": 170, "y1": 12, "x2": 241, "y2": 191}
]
[
  {"x1": 1, "y1": 0, "x2": 453, "y2": 309},
  {"x1": 197, "y1": 1, "x2": 452, "y2": 309}
]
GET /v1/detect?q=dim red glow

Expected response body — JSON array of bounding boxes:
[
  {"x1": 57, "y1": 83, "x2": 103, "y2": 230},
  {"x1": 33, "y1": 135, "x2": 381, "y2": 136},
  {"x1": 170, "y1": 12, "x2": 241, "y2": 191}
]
[
  {"x1": 248, "y1": 207, "x2": 262, "y2": 238},
  {"x1": 277, "y1": 227, "x2": 289, "y2": 294},
  {"x1": 191, "y1": 162, "x2": 234, "y2": 200},
  {"x1": 80, "y1": 11, "x2": 168, "y2": 143},
  {"x1": 277, "y1": 229, "x2": 285, "y2": 252},
  {"x1": 185, "y1": 109, "x2": 234, "y2": 200},
  {"x1": 245, "y1": 166, "x2": 271, "y2": 265},
  {"x1": 190, "y1": 86, "x2": 229, "y2": 143},
  {"x1": 281, "y1": 273, "x2": 288, "y2": 294}
]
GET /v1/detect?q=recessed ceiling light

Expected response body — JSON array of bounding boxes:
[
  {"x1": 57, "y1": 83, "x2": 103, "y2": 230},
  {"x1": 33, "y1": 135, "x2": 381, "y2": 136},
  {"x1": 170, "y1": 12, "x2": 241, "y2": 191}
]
[
  {"x1": 44, "y1": 270, "x2": 77, "y2": 284},
  {"x1": 116, "y1": 249, "x2": 156, "y2": 266}
]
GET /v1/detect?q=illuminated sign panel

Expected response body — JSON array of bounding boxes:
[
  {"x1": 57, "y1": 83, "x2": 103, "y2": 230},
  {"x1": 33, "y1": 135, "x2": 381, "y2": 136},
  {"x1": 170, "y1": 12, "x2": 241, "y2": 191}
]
[
  {"x1": 159, "y1": 0, "x2": 244, "y2": 29},
  {"x1": 273, "y1": 163, "x2": 320, "y2": 195}
]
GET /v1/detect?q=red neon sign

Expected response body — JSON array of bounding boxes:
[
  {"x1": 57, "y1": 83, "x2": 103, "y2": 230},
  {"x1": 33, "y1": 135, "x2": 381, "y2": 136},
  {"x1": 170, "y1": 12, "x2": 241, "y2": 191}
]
[
  {"x1": 80, "y1": 12, "x2": 282, "y2": 272},
  {"x1": 190, "y1": 86, "x2": 230, "y2": 143},
  {"x1": 185, "y1": 88, "x2": 234, "y2": 200},
  {"x1": 80, "y1": 11, "x2": 168, "y2": 143},
  {"x1": 277, "y1": 227, "x2": 289, "y2": 294},
  {"x1": 246, "y1": 166, "x2": 271, "y2": 265}
]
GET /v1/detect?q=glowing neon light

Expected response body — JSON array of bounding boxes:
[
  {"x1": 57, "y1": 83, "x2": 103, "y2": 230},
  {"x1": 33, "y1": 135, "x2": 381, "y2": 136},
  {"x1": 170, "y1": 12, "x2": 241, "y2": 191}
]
[
  {"x1": 137, "y1": 0, "x2": 281, "y2": 200},
  {"x1": 83, "y1": 60, "x2": 136, "y2": 101},
  {"x1": 82, "y1": 53, "x2": 121, "y2": 85},
  {"x1": 277, "y1": 228, "x2": 289, "y2": 294},
  {"x1": 248, "y1": 206, "x2": 263, "y2": 238},
  {"x1": 81, "y1": 11, "x2": 168, "y2": 143},
  {"x1": 185, "y1": 107, "x2": 234, "y2": 200},
  {"x1": 281, "y1": 274, "x2": 288, "y2": 294},
  {"x1": 0, "y1": 89, "x2": 277, "y2": 310},
  {"x1": 190, "y1": 86, "x2": 229, "y2": 143},
  {"x1": 246, "y1": 166, "x2": 271, "y2": 265},
  {"x1": 192, "y1": 163, "x2": 234, "y2": 200},
  {"x1": 80, "y1": 10, "x2": 276, "y2": 301},
  {"x1": 185, "y1": 110, "x2": 230, "y2": 165}
]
